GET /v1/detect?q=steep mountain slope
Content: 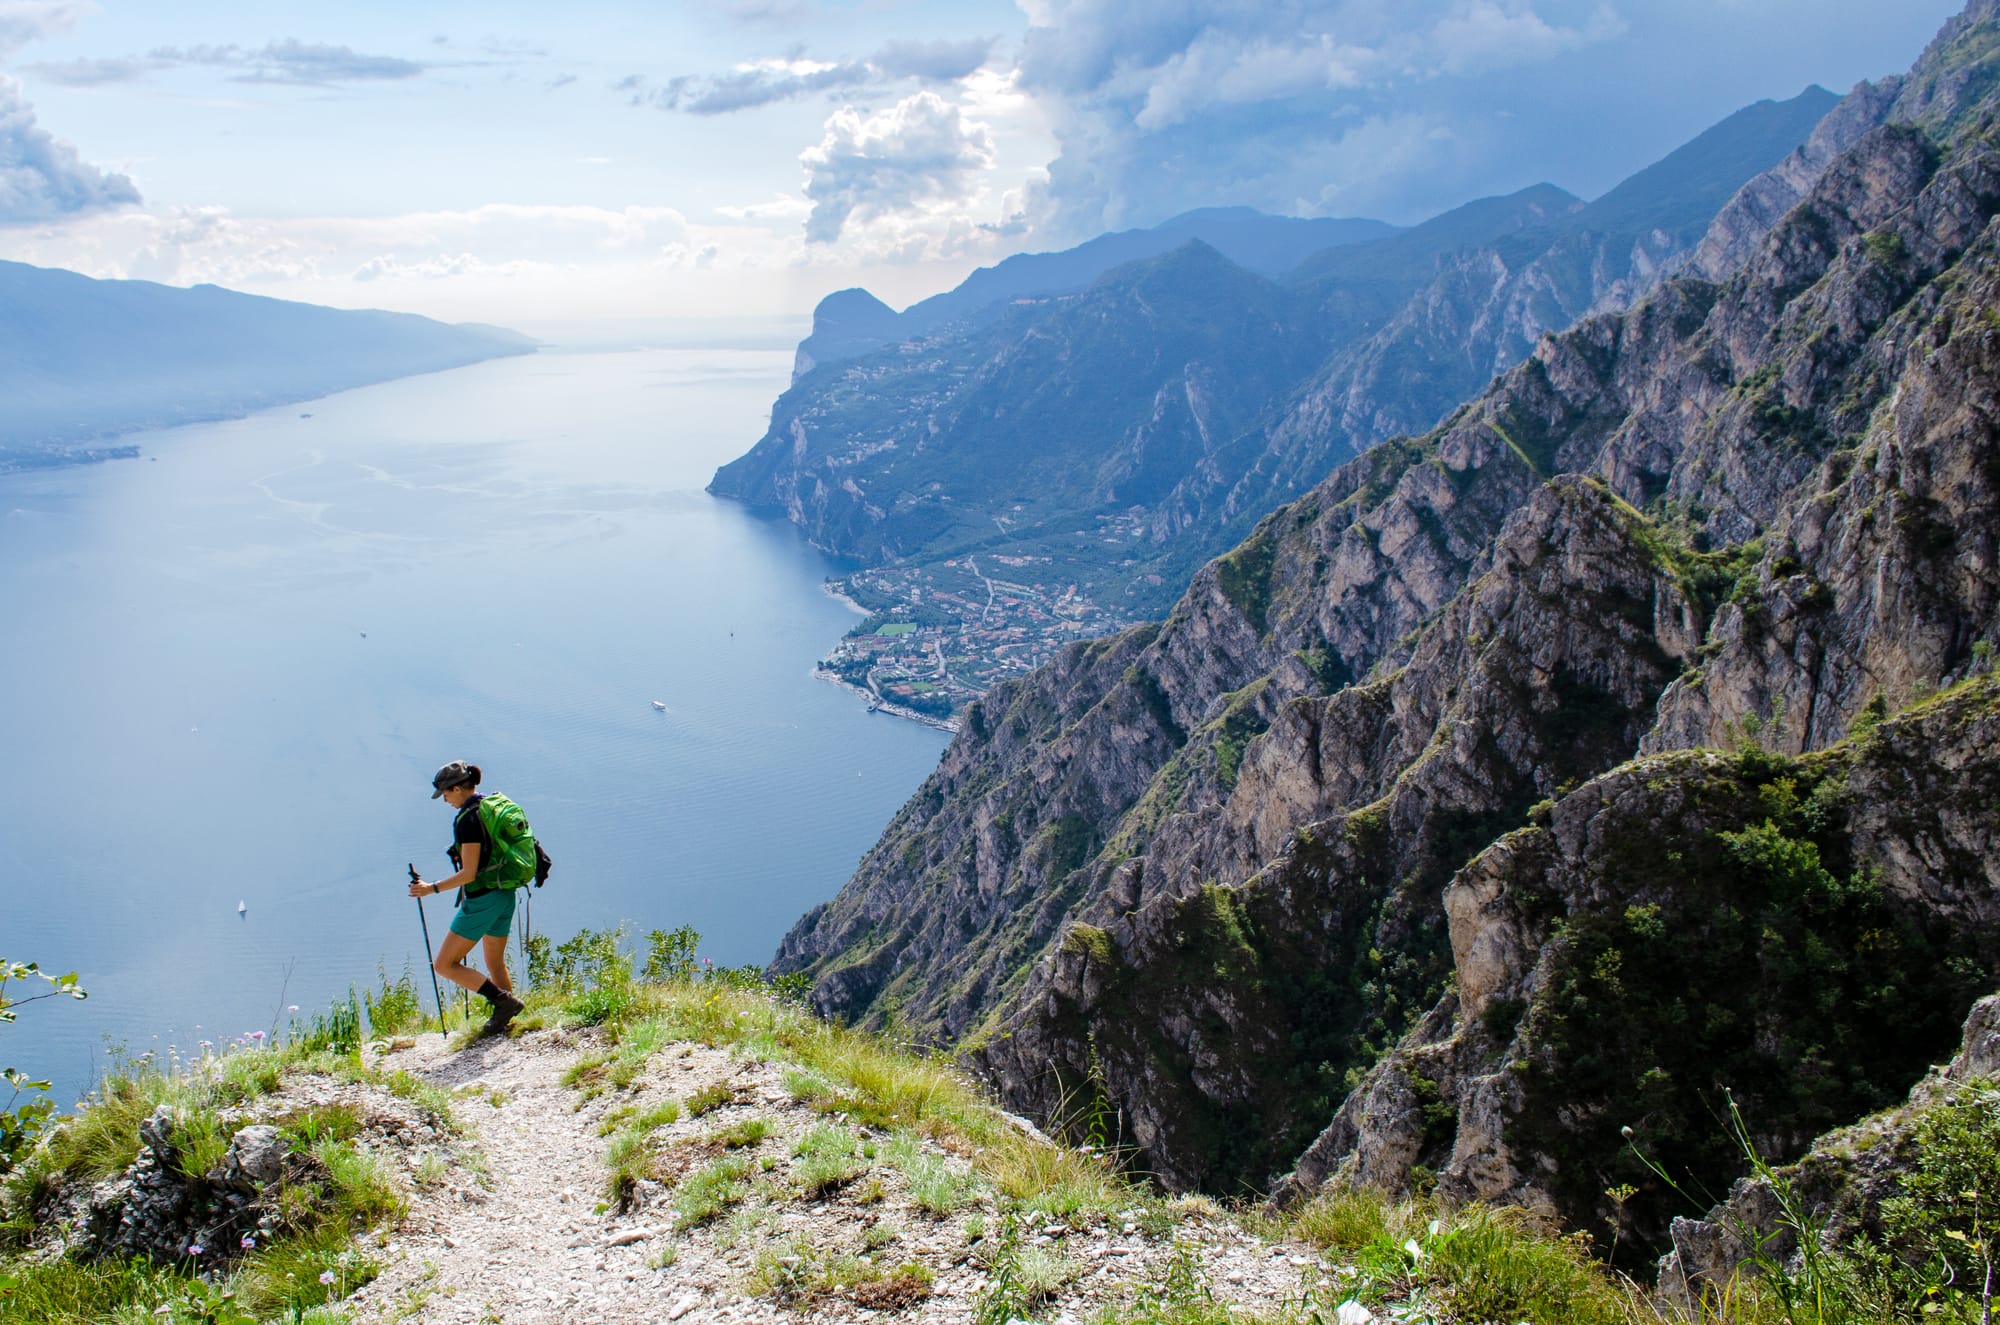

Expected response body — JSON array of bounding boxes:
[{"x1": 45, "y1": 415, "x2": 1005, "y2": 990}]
[
  {"x1": 0, "y1": 262, "x2": 534, "y2": 466},
  {"x1": 772, "y1": 0, "x2": 2000, "y2": 1258},
  {"x1": 715, "y1": 92, "x2": 1835, "y2": 625},
  {"x1": 1170, "y1": 88, "x2": 1846, "y2": 548}
]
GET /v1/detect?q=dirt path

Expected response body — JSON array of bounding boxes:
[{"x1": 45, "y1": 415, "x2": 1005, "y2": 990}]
[{"x1": 339, "y1": 1026, "x2": 1321, "y2": 1325}]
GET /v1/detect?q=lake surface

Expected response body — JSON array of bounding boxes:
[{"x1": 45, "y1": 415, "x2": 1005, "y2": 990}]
[{"x1": 1, "y1": 348, "x2": 950, "y2": 1107}]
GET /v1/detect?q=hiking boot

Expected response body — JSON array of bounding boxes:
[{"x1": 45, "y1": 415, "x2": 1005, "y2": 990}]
[{"x1": 482, "y1": 989, "x2": 525, "y2": 1036}]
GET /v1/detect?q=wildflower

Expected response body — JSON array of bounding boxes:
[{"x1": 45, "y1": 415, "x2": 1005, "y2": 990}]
[
  {"x1": 189, "y1": 1243, "x2": 205, "y2": 1256},
  {"x1": 319, "y1": 1270, "x2": 338, "y2": 1285},
  {"x1": 248, "y1": 1030, "x2": 266, "y2": 1042},
  {"x1": 240, "y1": 1234, "x2": 256, "y2": 1251},
  {"x1": 287, "y1": 1004, "x2": 299, "y2": 1012},
  {"x1": 199, "y1": 1040, "x2": 213, "y2": 1049}
]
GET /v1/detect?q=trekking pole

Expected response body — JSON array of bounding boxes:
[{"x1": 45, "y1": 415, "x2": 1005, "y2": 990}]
[{"x1": 410, "y1": 863, "x2": 449, "y2": 1038}]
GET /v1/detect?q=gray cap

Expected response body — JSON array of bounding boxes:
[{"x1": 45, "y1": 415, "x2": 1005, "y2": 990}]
[{"x1": 431, "y1": 760, "x2": 476, "y2": 798}]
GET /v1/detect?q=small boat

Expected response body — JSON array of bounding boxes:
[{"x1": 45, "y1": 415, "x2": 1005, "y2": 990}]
[
  {"x1": 237, "y1": 900, "x2": 246, "y2": 915},
  {"x1": 651, "y1": 700, "x2": 668, "y2": 711}
]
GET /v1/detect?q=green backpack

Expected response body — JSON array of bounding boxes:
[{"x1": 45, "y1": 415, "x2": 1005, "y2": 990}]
[{"x1": 458, "y1": 792, "x2": 545, "y2": 891}]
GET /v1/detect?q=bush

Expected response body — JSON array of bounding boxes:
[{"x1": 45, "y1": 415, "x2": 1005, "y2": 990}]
[
  {"x1": 287, "y1": 992, "x2": 363, "y2": 1057},
  {"x1": 363, "y1": 964, "x2": 427, "y2": 1038},
  {"x1": 1877, "y1": 1081, "x2": 2000, "y2": 1318},
  {"x1": 566, "y1": 984, "x2": 634, "y2": 1028},
  {"x1": 645, "y1": 925, "x2": 700, "y2": 982},
  {"x1": 526, "y1": 925, "x2": 632, "y2": 992}
]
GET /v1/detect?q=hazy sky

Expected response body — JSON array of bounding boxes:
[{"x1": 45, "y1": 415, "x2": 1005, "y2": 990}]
[{"x1": 0, "y1": 0, "x2": 1969, "y2": 334}]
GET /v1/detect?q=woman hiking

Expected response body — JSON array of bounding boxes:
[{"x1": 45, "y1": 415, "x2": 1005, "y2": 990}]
[{"x1": 408, "y1": 760, "x2": 529, "y2": 1035}]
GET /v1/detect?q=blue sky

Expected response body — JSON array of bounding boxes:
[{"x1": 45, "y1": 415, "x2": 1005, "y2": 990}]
[{"x1": 0, "y1": 0, "x2": 1969, "y2": 334}]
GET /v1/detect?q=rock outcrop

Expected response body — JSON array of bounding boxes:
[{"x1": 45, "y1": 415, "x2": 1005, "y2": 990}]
[{"x1": 1279, "y1": 675, "x2": 2000, "y2": 1254}]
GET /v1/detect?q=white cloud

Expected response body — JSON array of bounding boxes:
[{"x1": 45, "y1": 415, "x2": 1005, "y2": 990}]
[
  {"x1": 0, "y1": 74, "x2": 140, "y2": 224},
  {"x1": 1134, "y1": 32, "x2": 1375, "y2": 130},
  {"x1": 1009, "y1": 0, "x2": 1634, "y2": 235},
  {"x1": 0, "y1": 0, "x2": 92, "y2": 60},
  {"x1": 799, "y1": 90, "x2": 996, "y2": 244},
  {"x1": 1428, "y1": 1, "x2": 1624, "y2": 74},
  {"x1": 147, "y1": 40, "x2": 429, "y2": 86},
  {"x1": 18, "y1": 56, "x2": 145, "y2": 86},
  {"x1": 716, "y1": 193, "x2": 812, "y2": 220},
  {"x1": 629, "y1": 35, "x2": 996, "y2": 115}
]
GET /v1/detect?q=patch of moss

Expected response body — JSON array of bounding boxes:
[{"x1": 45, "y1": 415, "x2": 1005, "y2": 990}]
[
  {"x1": 1213, "y1": 521, "x2": 1279, "y2": 632},
  {"x1": 1039, "y1": 814, "x2": 1097, "y2": 881},
  {"x1": 1059, "y1": 923, "x2": 1115, "y2": 968}
]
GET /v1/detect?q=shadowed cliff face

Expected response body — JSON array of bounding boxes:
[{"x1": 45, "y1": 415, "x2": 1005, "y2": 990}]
[{"x1": 773, "y1": 0, "x2": 2000, "y2": 1249}]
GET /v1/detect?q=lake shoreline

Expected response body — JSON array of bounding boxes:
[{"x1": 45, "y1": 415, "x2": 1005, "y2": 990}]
[{"x1": 811, "y1": 666, "x2": 961, "y2": 734}]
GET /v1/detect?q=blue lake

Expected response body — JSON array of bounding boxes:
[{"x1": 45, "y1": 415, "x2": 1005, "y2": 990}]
[{"x1": 0, "y1": 348, "x2": 949, "y2": 1106}]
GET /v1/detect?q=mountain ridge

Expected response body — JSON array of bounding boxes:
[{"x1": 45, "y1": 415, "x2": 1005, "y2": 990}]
[
  {"x1": 0, "y1": 260, "x2": 535, "y2": 466},
  {"x1": 768, "y1": 0, "x2": 2000, "y2": 1267},
  {"x1": 790, "y1": 206, "x2": 1399, "y2": 379}
]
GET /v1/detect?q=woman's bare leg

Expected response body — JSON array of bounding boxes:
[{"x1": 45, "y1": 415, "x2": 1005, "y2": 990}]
[
  {"x1": 481, "y1": 934, "x2": 512, "y2": 994},
  {"x1": 433, "y1": 932, "x2": 484, "y2": 992}
]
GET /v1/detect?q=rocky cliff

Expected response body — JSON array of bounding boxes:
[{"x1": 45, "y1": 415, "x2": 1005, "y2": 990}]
[{"x1": 773, "y1": 0, "x2": 2000, "y2": 1264}]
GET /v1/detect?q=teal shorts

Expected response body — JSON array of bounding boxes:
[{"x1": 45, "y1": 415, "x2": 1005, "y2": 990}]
[{"x1": 449, "y1": 887, "x2": 518, "y2": 940}]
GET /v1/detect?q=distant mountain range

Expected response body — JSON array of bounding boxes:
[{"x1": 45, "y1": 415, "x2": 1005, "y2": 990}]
[
  {"x1": 710, "y1": 87, "x2": 1839, "y2": 684},
  {"x1": 0, "y1": 262, "x2": 535, "y2": 468},
  {"x1": 791, "y1": 208, "x2": 1399, "y2": 378}
]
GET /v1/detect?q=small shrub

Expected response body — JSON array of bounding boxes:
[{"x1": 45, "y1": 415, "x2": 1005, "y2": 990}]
[
  {"x1": 783, "y1": 1069, "x2": 832, "y2": 1103},
  {"x1": 363, "y1": 965, "x2": 428, "y2": 1038},
  {"x1": 566, "y1": 984, "x2": 634, "y2": 1028},
  {"x1": 1098, "y1": 1238, "x2": 1233, "y2": 1325},
  {"x1": 531, "y1": 925, "x2": 632, "y2": 993},
  {"x1": 645, "y1": 925, "x2": 700, "y2": 983}
]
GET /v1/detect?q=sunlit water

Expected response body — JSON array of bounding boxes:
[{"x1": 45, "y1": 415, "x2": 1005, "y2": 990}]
[{"x1": 1, "y1": 348, "x2": 948, "y2": 1106}]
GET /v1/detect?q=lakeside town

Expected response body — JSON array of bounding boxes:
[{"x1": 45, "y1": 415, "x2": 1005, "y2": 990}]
[{"x1": 816, "y1": 551, "x2": 1138, "y2": 728}]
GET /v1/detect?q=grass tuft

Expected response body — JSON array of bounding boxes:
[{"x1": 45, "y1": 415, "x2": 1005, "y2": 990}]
[
  {"x1": 792, "y1": 1122, "x2": 870, "y2": 1198},
  {"x1": 672, "y1": 1155, "x2": 752, "y2": 1229}
]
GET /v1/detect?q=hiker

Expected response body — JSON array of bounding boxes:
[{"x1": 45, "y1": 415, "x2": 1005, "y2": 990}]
[{"x1": 408, "y1": 760, "x2": 529, "y2": 1034}]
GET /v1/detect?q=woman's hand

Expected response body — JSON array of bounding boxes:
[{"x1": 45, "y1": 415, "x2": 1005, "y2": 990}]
[{"x1": 411, "y1": 842, "x2": 480, "y2": 897}]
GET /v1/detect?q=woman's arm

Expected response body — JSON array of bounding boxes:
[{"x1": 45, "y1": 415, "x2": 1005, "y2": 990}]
[{"x1": 407, "y1": 843, "x2": 481, "y2": 897}]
